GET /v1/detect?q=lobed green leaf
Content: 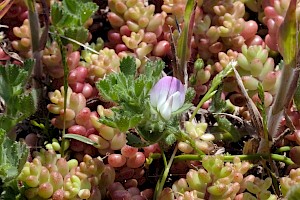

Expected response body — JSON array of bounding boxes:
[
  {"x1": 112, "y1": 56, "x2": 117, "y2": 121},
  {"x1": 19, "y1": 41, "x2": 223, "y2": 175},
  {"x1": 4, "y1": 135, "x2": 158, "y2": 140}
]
[
  {"x1": 63, "y1": 27, "x2": 89, "y2": 50},
  {"x1": 119, "y1": 56, "x2": 136, "y2": 76},
  {"x1": 126, "y1": 133, "x2": 150, "y2": 148},
  {"x1": 0, "y1": 60, "x2": 36, "y2": 132},
  {"x1": 215, "y1": 117, "x2": 241, "y2": 142},
  {"x1": 0, "y1": 129, "x2": 28, "y2": 182},
  {"x1": 209, "y1": 86, "x2": 227, "y2": 113}
]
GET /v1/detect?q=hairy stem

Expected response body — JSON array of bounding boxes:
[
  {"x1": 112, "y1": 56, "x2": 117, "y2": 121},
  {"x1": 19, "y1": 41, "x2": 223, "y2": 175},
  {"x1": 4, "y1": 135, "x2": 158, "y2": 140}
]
[
  {"x1": 174, "y1": 153, "x2": 294, "y2": 165},
  {"x1": 154, "y1": 144, "x2": 178, "y2": 199}
]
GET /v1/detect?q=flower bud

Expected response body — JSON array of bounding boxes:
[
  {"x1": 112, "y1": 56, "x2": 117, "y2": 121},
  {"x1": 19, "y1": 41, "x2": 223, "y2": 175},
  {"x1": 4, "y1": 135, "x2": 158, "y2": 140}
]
[{"x1": 194, "y1": 58, "x2": 205, "y2": 71}]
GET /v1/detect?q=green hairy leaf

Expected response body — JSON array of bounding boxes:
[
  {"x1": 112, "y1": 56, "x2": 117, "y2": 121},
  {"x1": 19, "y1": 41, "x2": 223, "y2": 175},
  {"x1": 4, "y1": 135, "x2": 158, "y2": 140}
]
[
  {"x1": 96, "y1": 57, "x2": 164, "y2": 108},
  {"x1": 120, "y1": 56, "x2": 136, "y2": 76},
  {"x1": 184, "y1": 87, "x2": 196, "y2": 103},
  {"x1": 51, "y1": 0, "x2": 98, "y2": 27},
  {"x1": 63, "y1": 27, "x2": 89, "y2": 49},
  {"x1": 51, "y1": 0, "x2": 98, "y2": 50},
  {"x1": 99, "y1": 111, "x2": 143, "y2": 132},
  {"x1": 144, "y1": 59, "x2": 165, "y2": 79},
  {"x1": 0, "y1": 129, "x2": 28, "y2": 182},
  {"x1": 1, "y1": 179, "x2": 26, "y2": 200},
  {"x1": 0, "y1": 60, "x2": 37, "y2": 132},
  {"x1": 209, "y1": 86, "x2": 227, "y2": 113},
  {"x1": 164, "y1": 133, "x2": 177, "y2": 146},
  {"x1": 0, "y1": 60, "x2": 33, "y2": 102},
  {"x1": 96, "y1": 57, "x2": 194, "y2": 146},
  {"x1": 126, "y1": 133, "x2": 150, "y2": 148},
  {"x1": 216, "y1": 117, "x2": 241, "y2": 142}
]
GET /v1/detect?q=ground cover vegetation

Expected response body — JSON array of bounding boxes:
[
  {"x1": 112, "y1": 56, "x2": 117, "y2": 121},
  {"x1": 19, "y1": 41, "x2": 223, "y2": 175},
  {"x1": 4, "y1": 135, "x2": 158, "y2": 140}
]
[{"x1": 1, "y1": 0, "x2": 300, "y2": 199}]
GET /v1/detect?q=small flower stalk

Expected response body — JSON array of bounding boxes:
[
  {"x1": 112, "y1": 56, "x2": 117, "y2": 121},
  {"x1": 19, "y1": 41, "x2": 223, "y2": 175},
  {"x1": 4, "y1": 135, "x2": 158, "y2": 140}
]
[{"x1": 150, "y1": 76, "x2": 186, "y2": 120}]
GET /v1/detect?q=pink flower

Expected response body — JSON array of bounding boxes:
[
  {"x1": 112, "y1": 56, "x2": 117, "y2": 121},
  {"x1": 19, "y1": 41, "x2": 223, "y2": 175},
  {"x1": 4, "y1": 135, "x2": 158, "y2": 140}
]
[{"x1": 150, "y1": 76, "x2": 186, "y2": 120}]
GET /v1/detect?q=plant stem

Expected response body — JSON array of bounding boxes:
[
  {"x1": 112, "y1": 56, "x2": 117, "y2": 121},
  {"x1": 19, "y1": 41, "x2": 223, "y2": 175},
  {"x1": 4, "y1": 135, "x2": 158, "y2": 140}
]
[
  {"x1": 189, "y1": 61, "x2": 237, "y2": 121},
  {"x1": 55, "y1": 35, "x2": 68, "y2": 157},
  {"x1": 48, "y1": 32, "x2": 100, "y2": 55},
  {"x1": 189, "y1": 91, "x2": 216, "y2": 121},
  {"x1": 154, "y1": 144, "x2": 178, "y2": 199},
  {"x1": 174, "y1": 153, "x2": 294, "y2": 165},
  {"x1": 274, "y1": 146, "x2": 292, "y2": 153},
  {"x1": 26, "y1": 0, "x2": 43, "y2": 89}
]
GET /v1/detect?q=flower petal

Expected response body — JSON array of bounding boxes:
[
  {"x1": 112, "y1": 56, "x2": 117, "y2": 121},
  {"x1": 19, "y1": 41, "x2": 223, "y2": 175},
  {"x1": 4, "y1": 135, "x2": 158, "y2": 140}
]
[
  {"x1": 169, "y1": 78, "x2": 185, "y2": 111},
  {"x1": 169, "y1": 91, "x2": 183, "y2": 111},
  {"x1": 150, "y1": 76, "x2": 172, "y2": 107},
  {"x1": 159, "y1": 94, "x2": 173, "y2": 120},
  {"x1": 167, "y1": 77, "x2": 182, "y2": 97}
]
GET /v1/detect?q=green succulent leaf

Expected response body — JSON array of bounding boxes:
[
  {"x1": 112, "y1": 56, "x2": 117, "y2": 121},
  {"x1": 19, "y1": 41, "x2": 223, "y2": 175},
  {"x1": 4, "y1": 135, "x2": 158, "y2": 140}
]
[{"x1": 286, "y1": 184, "x2": 300, "y2": 200}]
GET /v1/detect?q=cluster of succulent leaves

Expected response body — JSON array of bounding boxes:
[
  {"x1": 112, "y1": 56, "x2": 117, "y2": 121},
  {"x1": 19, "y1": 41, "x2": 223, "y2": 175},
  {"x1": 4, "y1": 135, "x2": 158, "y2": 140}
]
[
  {"x1": 96, "y1": 56, "x2": 194, "y2": 147},
  {"x1": 0, "y1": 59, "x2": 37, "y2": 133},
  {"x1": 50, "y1": 0, "x2": 98, "y2": 49}
]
